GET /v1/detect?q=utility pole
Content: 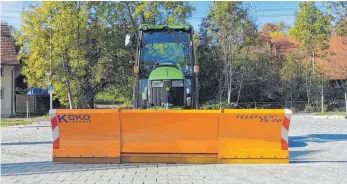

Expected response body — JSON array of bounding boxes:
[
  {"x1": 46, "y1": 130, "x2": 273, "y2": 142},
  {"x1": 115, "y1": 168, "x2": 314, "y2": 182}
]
[{"x1": 49, "y1": 15, "x2": 53, "y2": 110}]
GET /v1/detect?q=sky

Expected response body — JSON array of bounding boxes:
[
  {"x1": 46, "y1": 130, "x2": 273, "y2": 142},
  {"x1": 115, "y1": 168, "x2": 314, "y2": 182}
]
[{"x1": 1, "y1": 1, "x2": 325, "y2": 31}]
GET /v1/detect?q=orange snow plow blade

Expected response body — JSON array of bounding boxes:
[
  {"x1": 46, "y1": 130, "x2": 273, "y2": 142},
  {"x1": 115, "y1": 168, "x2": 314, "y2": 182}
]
[
  {"x1": 50, "y1": 109, "x2": 121, "y2": 163},
  {"x1": 50, "y1": 109, "x2": 291, "y2": 164},
  {"x1": 119, "y1": 109, "x2": 220, "y2": 163},
  {"x1": 218, "y1": 109, "x2": 291, "y2": 164}
]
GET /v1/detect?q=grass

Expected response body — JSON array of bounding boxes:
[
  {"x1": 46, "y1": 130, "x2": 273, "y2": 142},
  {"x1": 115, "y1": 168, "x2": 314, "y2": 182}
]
[
  {"x1": 314, "y1": 111, "x2": 346, "y2": 116},
  {"x1": 1, "y1": 115, "x2": 50, "y2": 127},
  {"x1": 1, "y1": 119, "x2": 33, "y2": 127}
]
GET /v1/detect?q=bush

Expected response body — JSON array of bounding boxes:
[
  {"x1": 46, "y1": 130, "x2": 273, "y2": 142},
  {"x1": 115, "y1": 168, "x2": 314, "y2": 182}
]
[
  {"x1": 304, "y1": 104, "x2": 314, "y2": 113},
  {"x1": 200, "y1": 103, "x2": 225, "y2": 109},
  {"x1": 118, "y1": 100, "x2": 133, "y2": 109},
  {"x1": 200, "y1": 102, "x2": 242, "y2": 109},
  {"x1": 326, "y1": 100, "x2": 345, "y2": 112}
]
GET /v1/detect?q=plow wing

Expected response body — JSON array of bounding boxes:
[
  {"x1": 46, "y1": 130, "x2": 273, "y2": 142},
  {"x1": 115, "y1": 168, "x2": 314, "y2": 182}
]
[{"x1": 50, "y1": 109, "x2": 291, "y2": 164}]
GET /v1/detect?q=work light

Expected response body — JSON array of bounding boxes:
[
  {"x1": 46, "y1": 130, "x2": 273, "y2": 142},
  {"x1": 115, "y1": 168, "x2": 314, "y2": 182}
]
[
  {"x1": 152, "y1": 80, "x2": 163, "y2": 87},
  {"x1": 172, "y1": 80, "x2": 184, "y2": 87}
]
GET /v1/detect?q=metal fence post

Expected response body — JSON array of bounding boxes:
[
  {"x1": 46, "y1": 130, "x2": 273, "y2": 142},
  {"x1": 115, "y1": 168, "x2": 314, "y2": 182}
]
[
  {"x1": 50, "y1": 93, "x2": 53, "y2": 110},
  {"x1": 26, "y1": 100, "x2": 29, "y2": 122}
]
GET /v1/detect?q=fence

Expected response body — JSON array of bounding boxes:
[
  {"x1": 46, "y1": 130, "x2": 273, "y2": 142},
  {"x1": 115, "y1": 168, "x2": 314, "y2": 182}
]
[
  {"x1": 16, "y1": 94, "x2": 49, "y2": 116},
  {"x1": 201, "y1": 100, "x2": 346, "y2": 113},
  {"x1": 232, "y1": 101, "x2": 308, "y2": 112}
]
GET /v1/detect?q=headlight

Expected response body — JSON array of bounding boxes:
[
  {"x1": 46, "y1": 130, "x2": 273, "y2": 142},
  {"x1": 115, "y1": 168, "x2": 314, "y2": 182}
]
[
  {"x1": 172, "y1": 80, "x2": 184, "y2": 87},
  {"x1": 184, "y1": 25, "x2": 190, "y2": 31},
  {"x1": 152, "y1": 80, "x2": 163, "y2": 87}
]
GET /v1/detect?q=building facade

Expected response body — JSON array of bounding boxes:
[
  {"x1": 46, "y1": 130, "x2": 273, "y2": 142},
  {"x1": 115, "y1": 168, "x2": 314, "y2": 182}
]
[{"x1": 1, "y1": 25, "x2": 19, "y2": 117}]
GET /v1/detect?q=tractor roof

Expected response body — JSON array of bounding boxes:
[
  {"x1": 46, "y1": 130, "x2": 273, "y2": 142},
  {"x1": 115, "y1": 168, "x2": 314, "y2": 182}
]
[{"x1": 138, "y1": 24, "x2": 193, "y2": 32}]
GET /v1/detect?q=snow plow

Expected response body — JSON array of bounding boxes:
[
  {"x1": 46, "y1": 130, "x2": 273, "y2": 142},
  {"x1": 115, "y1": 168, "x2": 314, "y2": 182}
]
[
  {"x1": 50, "y1": 25, "x2": 292, "y2": 164},
  {"x1": 50, "y1": 108, "x2": 291, "y2": 164}
]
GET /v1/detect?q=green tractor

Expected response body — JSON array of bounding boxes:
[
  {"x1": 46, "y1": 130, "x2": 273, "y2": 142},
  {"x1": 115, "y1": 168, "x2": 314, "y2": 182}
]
[{"x1": 125, "y1": 24, "x2": 207, "y2": 109}]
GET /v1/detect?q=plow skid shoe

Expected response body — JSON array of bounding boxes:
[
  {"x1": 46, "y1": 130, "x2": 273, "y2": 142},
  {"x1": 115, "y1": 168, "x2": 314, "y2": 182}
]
[{"x1": 49, "y1": 109, "x2": 291, "y2": 164}]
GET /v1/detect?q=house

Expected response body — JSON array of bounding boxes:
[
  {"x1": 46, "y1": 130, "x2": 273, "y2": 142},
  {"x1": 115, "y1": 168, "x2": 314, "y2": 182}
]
[
  {"x1": 1, "y1": 24, "x2": 20, "y2": 117},
  {"x1": 270, "y1": 36, "x2": 347, "y2": 83}
]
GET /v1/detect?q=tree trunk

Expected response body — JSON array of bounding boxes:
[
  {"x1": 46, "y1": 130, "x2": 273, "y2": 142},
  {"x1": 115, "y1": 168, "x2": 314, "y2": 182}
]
[
  {"x1": 219, "y1": 74, "x2": 223, "y2": 104},
  {"x1": 305, "y1": 69, "x2": 310, "y2": 105},
  {"x1": 63, "y1": 57, "x2": 74, "y2": 109},
  {"x1": 227, "y1": 70, "x2": 232, "y2": 104},
  {"x1": 65, "y1": 80, "x2": 74, "y2": 109},
  {"x1": 227, "y1": 49, "x2": 233, "y2": 105},
  {"x1": 290, "y1": 85, "x2": 293, "y2": 109},
  {"x1": 236, "y1": 82, "x2": 242, "y2": 106},
  {"x1": 88, "y1": 96, "x2": 94, "y2": 109},
  {"x1": 312, "y1": 50, "x2": 315, "y2": 72}
]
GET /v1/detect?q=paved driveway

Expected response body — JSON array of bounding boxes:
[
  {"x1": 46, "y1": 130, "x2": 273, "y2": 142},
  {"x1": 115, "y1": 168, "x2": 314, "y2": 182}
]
[{"x1": 1, "y1": 115, "x2": 347, "y2": 184}]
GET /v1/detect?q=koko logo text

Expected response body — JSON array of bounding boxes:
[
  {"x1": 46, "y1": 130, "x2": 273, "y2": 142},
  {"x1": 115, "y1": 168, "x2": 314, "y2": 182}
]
[{"x1": 57, "y1": 114, "x2": 91, "y2": 123}]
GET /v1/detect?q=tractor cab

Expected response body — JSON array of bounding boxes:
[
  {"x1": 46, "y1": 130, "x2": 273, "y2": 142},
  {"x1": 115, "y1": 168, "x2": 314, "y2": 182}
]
[{"x1": 125, "y1": 24, "x2": 207, "y2": 109}]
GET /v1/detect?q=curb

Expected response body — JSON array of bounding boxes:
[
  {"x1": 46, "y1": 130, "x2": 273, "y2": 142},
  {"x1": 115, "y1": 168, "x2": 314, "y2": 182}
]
[{"x1": 307, "y1": 115, "x2": 347, "y2": 119}]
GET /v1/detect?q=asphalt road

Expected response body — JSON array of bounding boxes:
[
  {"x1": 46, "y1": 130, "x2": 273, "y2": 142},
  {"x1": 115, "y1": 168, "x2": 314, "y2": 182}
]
[{"x1": 1, "y1": 115, "x2": 347, "y2": 184}]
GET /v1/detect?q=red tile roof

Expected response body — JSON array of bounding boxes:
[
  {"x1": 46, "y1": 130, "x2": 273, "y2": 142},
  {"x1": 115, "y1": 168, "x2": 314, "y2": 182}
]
[
  {"x1": 1, "y1": 25, "x2": 19, "y2": 65},
  {"x1": 271, "y1": 36, "x2": 347, "y2": 80}
]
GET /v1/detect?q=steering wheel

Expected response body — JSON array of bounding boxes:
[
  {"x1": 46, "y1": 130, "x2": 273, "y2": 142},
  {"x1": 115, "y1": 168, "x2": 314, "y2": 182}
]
[{"x1": 153, "y1": 61, "x2": 178, "y2": 70}]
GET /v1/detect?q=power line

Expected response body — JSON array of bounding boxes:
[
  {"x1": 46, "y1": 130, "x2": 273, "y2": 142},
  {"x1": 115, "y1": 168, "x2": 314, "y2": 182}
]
[
  {"x1": 1, "y1": 15, "x2": 20, "y2": 19},
  {"x1": 1, "y1": 10, "x2": 23, "y2": 13},
  {"x1": 254, "y1": 8, "x2": 298, "y2": 12},
  {"x1": 257, "y1": 14, "x2": 294, "y2": 18},
  {"x1": 189, "y1": 14, "x2": 294, "y2": 19}
]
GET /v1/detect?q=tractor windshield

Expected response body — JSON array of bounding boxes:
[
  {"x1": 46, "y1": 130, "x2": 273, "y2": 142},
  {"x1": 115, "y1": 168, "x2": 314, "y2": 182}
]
[{"x1": 140, "y1": 30, "x2": 192, "y2": 75}]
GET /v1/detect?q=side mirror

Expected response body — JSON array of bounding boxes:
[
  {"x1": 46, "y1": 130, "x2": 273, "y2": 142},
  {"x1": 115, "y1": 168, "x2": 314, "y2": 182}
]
[
  {"x1": 197, "y1": 33, "x2": 207, "y2": 46},
  {"x1": 125, "y1": 33, "x2": 134, "y2": 47}
]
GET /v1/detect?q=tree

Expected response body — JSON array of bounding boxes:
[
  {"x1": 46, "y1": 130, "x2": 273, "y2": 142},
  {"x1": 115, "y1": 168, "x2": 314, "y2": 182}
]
[
  {"x1": 197, "y1": 2, "x2": 284, "y2": 108},
  {"x1": 18, "y1": 2, "x2": 89, "y2": 109},
  {"x1": 324, "y1": 2, "x2": 347, "y2": 56},
  {"x1": 289, "y1": 2, "x2": 332, "y2": 71},
  {"x1": 18, "y1": 1, "x2": 195, "y2": 108},
  {"x1": 324, "y1": 2, "x2": 347, "y2": 36},
  {"x1": 280, "y1": 54, "x2": 307, "y2": 109},
  {"x1": 289, "y1": 2, "x2": 332, "y2": 106},
  {"x1": 210, "y1": 2, "x2": 258, "y2": 104},
  {"x1": 260, "y1": 21, "x2": 290, "y2": 42}
]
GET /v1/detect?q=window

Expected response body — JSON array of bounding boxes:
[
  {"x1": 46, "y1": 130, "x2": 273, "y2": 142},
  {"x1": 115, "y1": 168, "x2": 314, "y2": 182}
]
[
  {"x1": 1, "y1": 66, "x2": 3, "y2": 77},
  {"x1": 1, "y1": 88, "x2": 4, "y2": 99}
]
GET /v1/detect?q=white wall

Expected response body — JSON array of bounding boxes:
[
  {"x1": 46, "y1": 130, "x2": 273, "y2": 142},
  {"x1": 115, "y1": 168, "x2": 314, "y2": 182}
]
[{"x1": 1, "y1": 65, "x2": 15, "y2": 117}]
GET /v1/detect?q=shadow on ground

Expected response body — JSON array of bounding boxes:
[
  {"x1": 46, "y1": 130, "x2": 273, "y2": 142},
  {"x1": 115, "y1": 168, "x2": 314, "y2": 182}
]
[
  {"x1": 289, "y1": 134, "x2": 347, "y2": 148},
  {"x1": 289, "y1": 134, "x2": 347, "y2": 164},
  {"x1": 290, "y1": 160, "x2": 347, "y2": 163}
]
